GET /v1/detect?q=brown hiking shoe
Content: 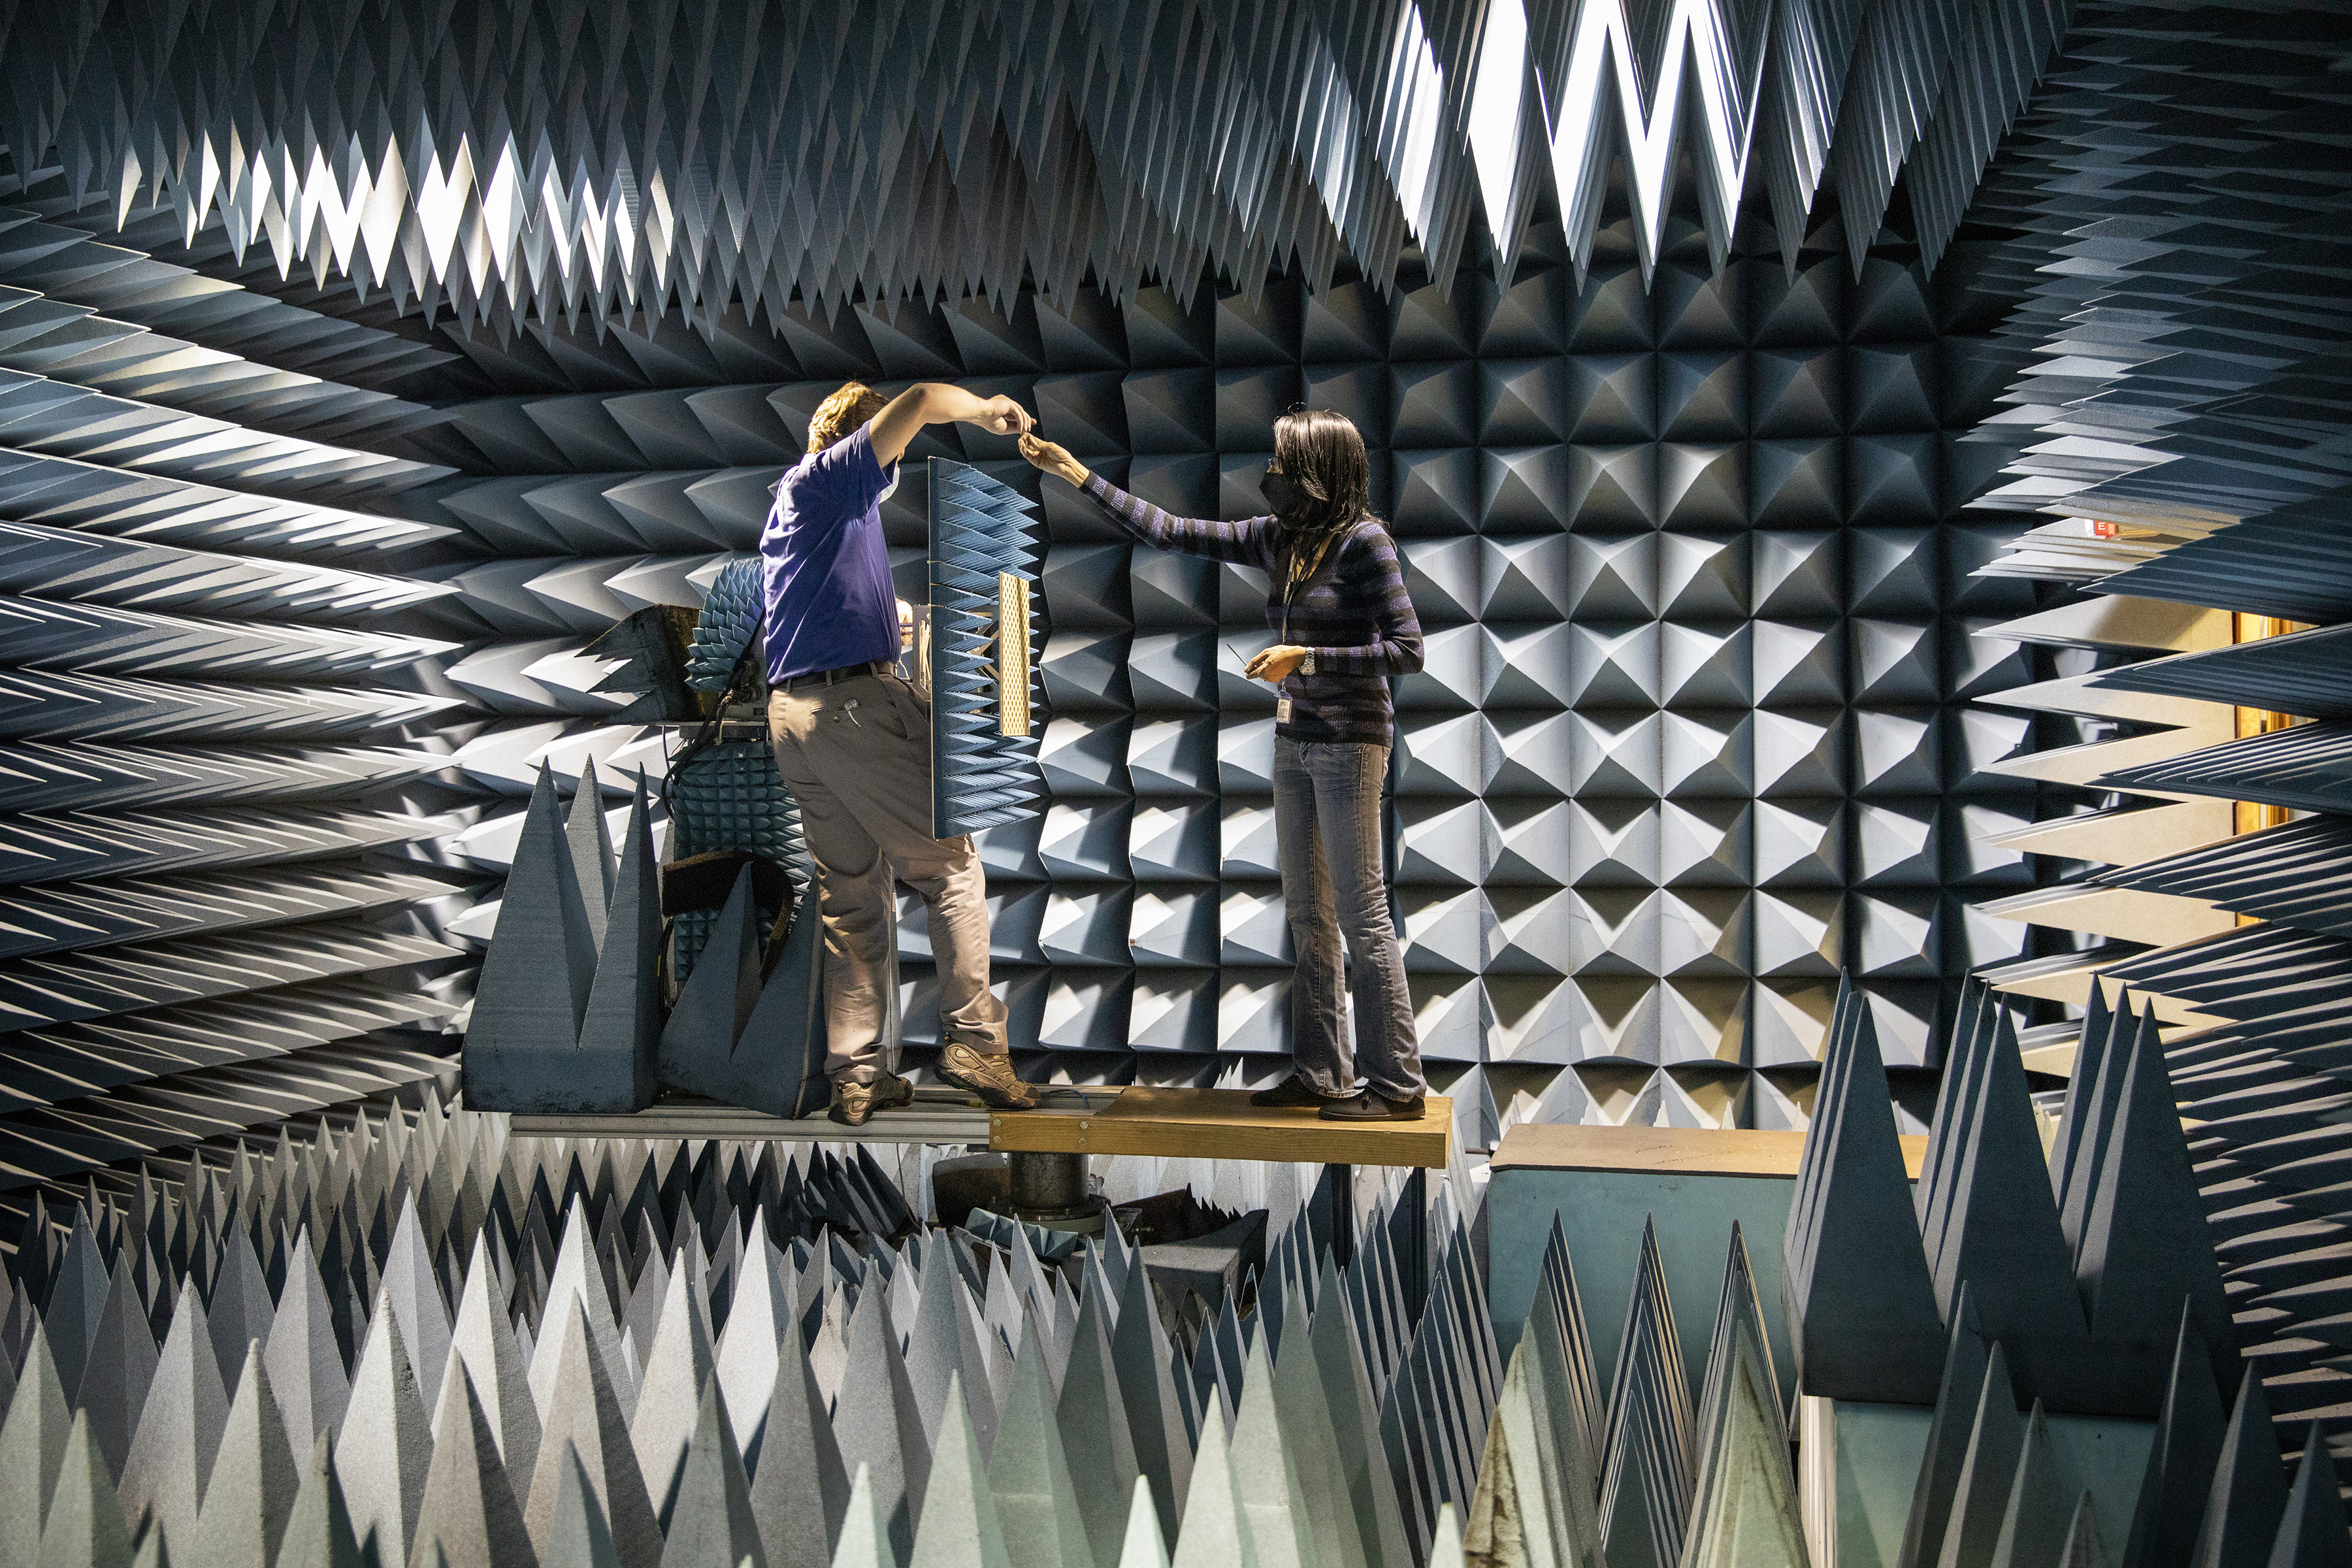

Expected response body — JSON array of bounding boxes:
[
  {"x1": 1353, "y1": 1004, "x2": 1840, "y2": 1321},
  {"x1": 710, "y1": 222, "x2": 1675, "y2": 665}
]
[
  {"x1": 828, "y1": 1072, "x2": 915, "y2": 1127},
  {"x1": 937, "y1": 1041, "x2": 1041, "y2": 1110}
]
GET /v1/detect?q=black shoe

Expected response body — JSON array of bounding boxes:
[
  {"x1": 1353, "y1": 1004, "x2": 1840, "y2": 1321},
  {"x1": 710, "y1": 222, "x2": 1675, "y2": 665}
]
[
  {"x1": 1250, "y1": 1073, "x2": 1347, "y2": 1109},
  {"x1": 828, "y1": 1073, "x2": 915, "y2": 1127},
  {"x1": 1320, "y1": 1090, "x2": 1427, "y2": 1122}
]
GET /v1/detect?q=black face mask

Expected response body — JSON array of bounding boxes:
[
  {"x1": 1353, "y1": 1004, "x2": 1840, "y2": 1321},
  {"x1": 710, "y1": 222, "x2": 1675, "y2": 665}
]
[{"x1": 1261, "y1": 468, "x2": 1304, "y2": 518}]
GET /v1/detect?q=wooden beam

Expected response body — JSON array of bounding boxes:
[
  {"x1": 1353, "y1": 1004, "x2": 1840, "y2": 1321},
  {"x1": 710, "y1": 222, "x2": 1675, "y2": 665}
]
[
  {"x1": 988, "y1": 1087, "x2": 1454, "y2": 1168},
  {"x1": 1492, "y1": 1122, "x2": 1928, "y2": 1181},
  {"x1": 502, "y1": 1087, "x2": 1116, "y2": 1145}
]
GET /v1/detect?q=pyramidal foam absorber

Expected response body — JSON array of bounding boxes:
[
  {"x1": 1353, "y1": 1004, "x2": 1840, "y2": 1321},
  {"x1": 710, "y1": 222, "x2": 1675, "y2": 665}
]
[{"x1": 928, "y1": 459, "x2": 1049, "y2": 840}]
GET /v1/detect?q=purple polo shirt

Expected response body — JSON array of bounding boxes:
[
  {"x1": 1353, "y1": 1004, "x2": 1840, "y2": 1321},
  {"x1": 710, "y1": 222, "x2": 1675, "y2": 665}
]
[{"x1": 760, "y1": 425, "x2": 900, "y2": 683}]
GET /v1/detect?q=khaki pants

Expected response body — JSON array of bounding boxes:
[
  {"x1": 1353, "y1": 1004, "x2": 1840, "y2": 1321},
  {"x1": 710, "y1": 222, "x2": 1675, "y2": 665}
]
[{"x1": 767, "y1": 668, "x2": 1007, "y2": 1082}]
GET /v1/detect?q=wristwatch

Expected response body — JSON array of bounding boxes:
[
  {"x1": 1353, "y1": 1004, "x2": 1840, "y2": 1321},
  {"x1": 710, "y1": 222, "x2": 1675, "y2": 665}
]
[{"x1": 1299, "y1": 650, "x2": 1316, "y2": 676}]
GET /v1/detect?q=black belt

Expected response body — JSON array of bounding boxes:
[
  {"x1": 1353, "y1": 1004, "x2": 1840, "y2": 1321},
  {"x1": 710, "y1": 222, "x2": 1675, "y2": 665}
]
[{"x1": 777, "y1": 659, "x2": 892, "y2": 690}]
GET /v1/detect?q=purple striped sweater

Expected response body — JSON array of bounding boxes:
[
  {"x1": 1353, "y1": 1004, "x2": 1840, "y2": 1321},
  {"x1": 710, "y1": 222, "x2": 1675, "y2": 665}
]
[{"x1": 1081, "y1": 472, "x2": 1424, "y2": 746}]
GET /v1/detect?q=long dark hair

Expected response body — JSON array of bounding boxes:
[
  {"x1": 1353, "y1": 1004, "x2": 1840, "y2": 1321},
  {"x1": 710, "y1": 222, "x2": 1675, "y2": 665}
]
[{"x1": 1270, "y1": 408, "x2": 1377, "y2": 567}]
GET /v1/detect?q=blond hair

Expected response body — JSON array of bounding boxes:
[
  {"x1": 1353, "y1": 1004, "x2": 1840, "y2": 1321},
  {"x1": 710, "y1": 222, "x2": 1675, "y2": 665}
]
[{"x1": 808, "y1": 382, "x2": 890, "y2": 453}]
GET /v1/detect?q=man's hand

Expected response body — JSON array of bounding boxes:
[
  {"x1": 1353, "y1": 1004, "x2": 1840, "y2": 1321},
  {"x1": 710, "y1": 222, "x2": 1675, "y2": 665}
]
[
  {"x1": 1019, "y1": 433, "x2": 1090, "y2": 489},
  {"x1": 897, "y1": 598, "x2": 915, "y2": 652},
  {"x1": 968, "y1": 395, "x2": 1034, "y2": 437},
  {"x1": 870, "y1": 384, "x2": 1034, "y2": 465},
  {"x1": 1246, "y1": 644, "x2": 1311, "y2": 682}
]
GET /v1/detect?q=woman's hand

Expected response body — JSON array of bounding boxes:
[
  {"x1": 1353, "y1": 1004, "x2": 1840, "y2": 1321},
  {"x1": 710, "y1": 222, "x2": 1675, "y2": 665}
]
[
  {"x1": 1246, "y1": 644, "x2": 1311, "y2": 682},
  {"x1": 1019, "y1": 433, "x2": 1090, "y2": 488}
]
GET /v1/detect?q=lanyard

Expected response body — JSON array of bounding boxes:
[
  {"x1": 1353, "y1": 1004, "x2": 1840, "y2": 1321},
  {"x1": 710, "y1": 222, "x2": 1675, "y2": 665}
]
[{"x1": 1279, "y1": 527, "x2": 1340, "y2": 645}]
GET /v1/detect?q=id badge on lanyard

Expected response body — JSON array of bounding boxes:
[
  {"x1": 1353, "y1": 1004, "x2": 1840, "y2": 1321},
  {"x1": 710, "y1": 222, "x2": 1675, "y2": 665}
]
[{"x1": 1275, "y1": 584, "x2": 1296, "y2": 725}]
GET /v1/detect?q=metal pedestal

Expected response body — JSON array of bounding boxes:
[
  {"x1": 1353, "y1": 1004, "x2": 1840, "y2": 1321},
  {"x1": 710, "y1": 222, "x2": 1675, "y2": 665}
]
[{"x1": 1007, "y1": 1149, "x2": 1104, "y2": 1234}]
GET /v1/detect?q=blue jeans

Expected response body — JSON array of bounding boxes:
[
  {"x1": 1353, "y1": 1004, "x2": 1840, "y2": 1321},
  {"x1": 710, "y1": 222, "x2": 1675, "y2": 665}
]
[{"x1": 1273, "y1": 737, "x2": 1425, "y2": 1100}]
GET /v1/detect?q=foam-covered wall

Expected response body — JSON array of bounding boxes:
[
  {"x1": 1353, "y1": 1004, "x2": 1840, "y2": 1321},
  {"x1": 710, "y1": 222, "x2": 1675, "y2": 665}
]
[{"x1": 408, "y1": 208, "x2": 2048, "y2": 1141}]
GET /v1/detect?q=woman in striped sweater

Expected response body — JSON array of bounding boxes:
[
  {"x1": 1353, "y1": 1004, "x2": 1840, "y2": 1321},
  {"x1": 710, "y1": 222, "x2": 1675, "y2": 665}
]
[{"x1": 1021, "y1": 410, "x2": 1428, "y2": 1120}]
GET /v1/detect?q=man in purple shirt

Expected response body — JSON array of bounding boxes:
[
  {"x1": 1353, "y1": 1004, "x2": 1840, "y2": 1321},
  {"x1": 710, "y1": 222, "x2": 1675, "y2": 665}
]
[{"x1": 764, "y1": 380, "x2": 1041, "y2": 1125}]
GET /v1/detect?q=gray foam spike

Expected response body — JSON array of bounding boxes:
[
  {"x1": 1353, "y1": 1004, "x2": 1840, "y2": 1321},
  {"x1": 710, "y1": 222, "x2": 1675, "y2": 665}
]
[
  {"x1": 630, "y1": 1262, "x2": 715, "y2": 1529},
  {"x1": 0, "y1": 1302, "x2": 16, "y2": 1413},
  {"x1": 1228, "y1": 1328, "x2": 1317, "y2": 1568},
  {"x1": 1166, "y1": 1399, "x2": 1254, "y2": 1568},
  {"x1": 1115, "y1": 1478, "x2": 1169, "y2": 1568},
  {"x1": 2120, "y1": 1302, "x2": 2227, "y2": 1568},
  {"x1": 1690, "y1": 1225, "x2": 1789, "y2": 1488},
  {"x1": 909, "y1": 1371, "x2": 1011, "y2": 1568},
  {"x1": 520, "y1": 1300, "x2": 661, "y2": 1568},
  {"x1": 696, "y1": 870, "x2": 828, "y2": 1119},
  {"x1": 2187, "y1": 1367, "x2": 2289, "y2": 1568},
  {"x1": 207, "y1": 1228, "x2": 276, "y2": 1401},
  {"x1": 410, "y1": 1360, "x2": 538, "y2": 1568},
  {"x1": 1111, "y1": 1258, "x2": 1192, "y2": 1541},
  {"x1": 654, "y1": 862, "x2": 764, "y2": 1097},
  {"x1": 1681, "y1": 1237, "x2": 1805, "y2": 1567},
  {"x1": 459, "y1": 765, "x2": 599, "y2": 1112},
  {"x1": 712, "y1": 1231, "x2": 791, "y2": 1455},
  {"x1": 1782, "y1": 976, "x2": 1947, "y2": 1404},
  {"x1": 1305, "y1": 1261, "x2": 1411, "y2": 1568},
  {"x1": 1057, "y1": 1273, "x2": 1141, "y2": 1568},
  {"x1": 35, "y1": 1412, "x2": 135, "y2": 1568},
  {"x1": 44, "y1": 1209, "x2": 108, "y2": 1403},
  {"x1": 1463, "y1": 1348, "x2": 1561, "y2": 1568},
  {"x1": 958, "y1": 1275, "x2": 1012, "y2": 1448},
  {"x1": 619, "y1": 1245, "x2": 670, "y2": 1382},
  {"x1": 116, "y1": 1278, "x2": 230, "y2": 1548},
  {"x1": 833, "y1": 1279, "x2": 931, "y2": 1555},
  {"x1": 1597, "y1": 1221, "x2": 1693, "y2": 1568},
  {"x1": 1266, "y1": 1293, "x2": 1362, "y2": 1568},
  {"x1": 442, "y1": 1233, "x2": 539, "y2": 1494},
  {"x1": 1931, "y1": 1342, "x2": 2026, "y2": 1568},
  {"x1": 278, "y1": 1433, "x2": 368, "y2": 1568},
  {"x1": 904, "y1": 1250, "x2": 969, "y2": 1446},
  {"x1": 655, "y1": 1380, "x2": 764, "y2": 1568},
  {"x1": 1897, "y1": 1288, "x2": 1989, "y2": 1568},
  {"x1": 2058, "y1": 1493, "x2": 2108, "y2": 1568},
  {"x1": 1428, "y1": 1504, "x2": 1466, "y2": 1568},
  {"x1": 264, "y1": 1228, "x2": 350, "y2": 1460},
  {"x1": 1987, "y1": 1403, "x2": 2083, "y2": 1568},
  {"x1": 832, "y1": 1463, "x2": 896, "y2": 1568},
  {"x1": 748, "y1": 1318, "x2": 850, "y2": 1568},
  {"x1": 988, "y1": 1320, "x2": 1093, "y2": 1568},
  {"x1": 2076, "y1": 1004, "x2": 2234, "y2": 1407},
  {"x1": 2267, "y1": 1422, "x2": 2351, "y2": 1568},
  {"x1": 77, "y1": 1252, "x2": 157, "y2": 1478},
  {"x1": 566, "y1": 760, "x2": 617, "y2": 943},
  {"x1": 0, "y1": 1324, "x2": 74, "y2": 1565},
  {"x1": 336, "y1": 1294, "x2": 434, "y2": 1567},
  {"x1": 538, "y1": 1441, "x2": 624, "y2": 1568},
  {"x1": 2048, "y1": 985, "x2": 2117, "y2": 1238},
  {"x1": 570, "y1": 774, "x2": 663, "y2": 1113},
  {"x1": 382, "y1": 1196, "x2": 452, "y2": 1417},
  {"x1": 193, "y1": 1343, "x2": 301, "y2": 1568},
  {"x1": 1918, "y1": 994, "x2": 2091, "y2": 1409},
  {"x1": 529, "y1": 1201, "x2": 631, "y2": 1428}
]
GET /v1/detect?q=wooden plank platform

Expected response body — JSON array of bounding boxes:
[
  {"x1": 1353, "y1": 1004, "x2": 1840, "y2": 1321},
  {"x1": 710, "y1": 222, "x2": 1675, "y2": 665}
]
[
  {"x1": 505, "y1": 1087, "x2": 1114, "y2": 1145},
  {"x1": 503, "y1": 1086, "x2": 1451, "y2": 1168},
  {"x1": 986, "y1": 1087, "x2": 1454, "y2": 1168},
  {"x1": 1491, "y1": 1122, "x2": 1927, "y2": 1179}
]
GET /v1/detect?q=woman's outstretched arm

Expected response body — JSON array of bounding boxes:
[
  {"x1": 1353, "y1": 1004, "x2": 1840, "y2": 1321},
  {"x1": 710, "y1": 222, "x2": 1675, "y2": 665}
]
[{"x1": 1021, "y1": 433, "x2": 1275, "y2": 568}]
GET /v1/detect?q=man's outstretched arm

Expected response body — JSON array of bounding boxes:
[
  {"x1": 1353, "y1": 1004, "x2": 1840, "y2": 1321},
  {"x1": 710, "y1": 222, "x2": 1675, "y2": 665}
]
[{"x1": 868, "y1": 384, "x2": 1034, "y2": 466}]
